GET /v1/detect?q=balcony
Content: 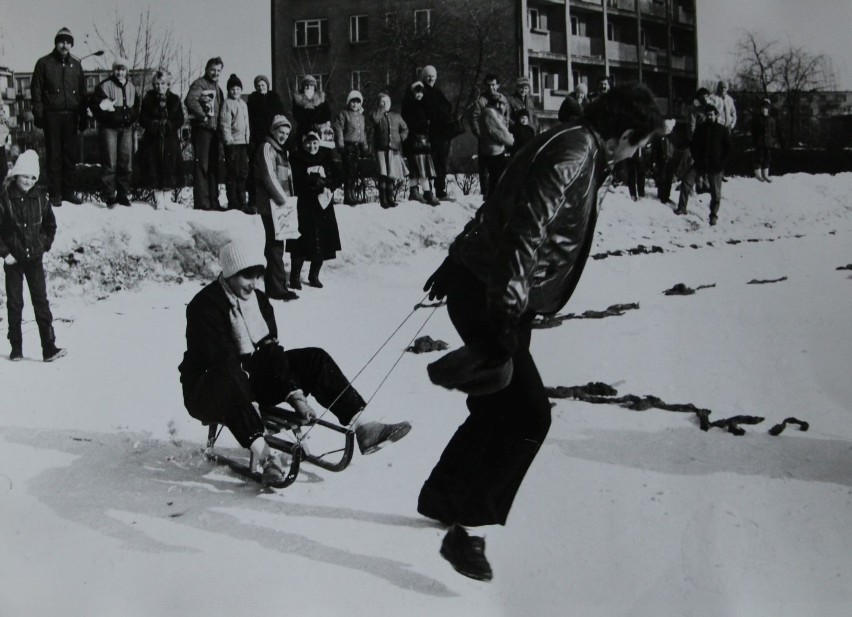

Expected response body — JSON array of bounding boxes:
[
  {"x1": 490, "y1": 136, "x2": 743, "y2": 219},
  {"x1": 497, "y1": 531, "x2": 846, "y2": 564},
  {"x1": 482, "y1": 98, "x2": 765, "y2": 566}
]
[
  {"x1": 572, "y1": 0, "x2": 603, "y2": 6},
  {"x1": 670, "y1": 54, "x2": 696, "y2": 72},
  {"x1": 5, "y1": 87, "x2": 14, "y2": 100},
  {"x1": 607, "y1": 0, "x2": 636, "y2": 12},
  {"x1": 571, "y1": 36, "x2": 606, "y2": 59},
  {"x1": 607, "y1": 40, "x2": 638, "y2": 63},
  {"x1": 541, "y1": 87, "x2": 567, "y2": 113},
  {"x1": 674, "y1": 7, "x2": 695, "y2": 25},
  {"x1": 642, "y1": 48, "x2": 663, "y2": 66},
  {"x1": 639, "y1": 0, "x2": 667, "y2": 19},
  {"x1": 529, "y1": 29, "x2": 569, "y2": 58}
]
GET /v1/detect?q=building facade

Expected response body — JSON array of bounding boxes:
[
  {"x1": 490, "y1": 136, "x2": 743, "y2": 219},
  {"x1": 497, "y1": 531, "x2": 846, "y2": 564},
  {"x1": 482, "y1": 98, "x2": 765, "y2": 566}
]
[{"x1": 271, "y1": 0, "x2": 698, "y2": 127}]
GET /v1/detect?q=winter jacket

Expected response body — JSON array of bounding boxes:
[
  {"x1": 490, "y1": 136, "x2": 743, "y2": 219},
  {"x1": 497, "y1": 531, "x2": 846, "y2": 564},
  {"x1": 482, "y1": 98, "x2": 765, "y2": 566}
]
[
  {"x1": 708, "y1": 93, "x2": 737, "y2": 130},
  {"x1": 292, "y1": 91, "x2": 332, "y2": 139},
  {"x1": 220, "y1": 97, "x2": 250, "y2": 145},
  {"x1": 469, "y1": 93, "x2": 510, "y2": 140},
  {"x1": 137, "y1": 90, "x2": 185, "y2": 188},
  {"x1": 289, "y1": 146, "x2": 341, "y2": 260},
  {"x1": 557, "y1": 94, "x2": 586, "y2": 123},
  {"x1": 507, "y1": 92, "x2": 538, "y2": 131},
  {"x1": 332, "y1": 109, "x2": 367, "y2": 148},
  {"x1": 178, "y1": 280, "x2": 279, "y2": 419},
  {"x1": 478, "y1": 107, "x2": 514, "y2": 156},
  {"x1": 370, "y1": 110, "x2": 408, "y2": 151},
  {"x1": 510, "y1": 124, "x2": 536, "y2": 155},
  {"x1": 448, "y1": 122, "x2": 609, "y2": 322},
  {"x1": 254, "y1": 136, "x2": 293, "y2": 216},
  {"x1": 247, "y1": 90, "x2": 285, "y2": 144},
  {"x1": 91, "y1": 76, "x2": 139, "y2": 129},
  {"x1": 184, "y1": 76, "x2": 225, "y2": 130},
  {"x1": 751, "y1": 114, "x2": 780, "y2": 150},
  {"x1": 401, "y1": 90, "x2": 433, "y2": 156},
  {"x1": 422, "y1": 84, "x2": 455, "y2": 140},
  {"x1": 0, "y1": 183, "x2": 57, "y2": 264},
  {"x1": 690, "y1": 120, "x2": 732, "y2": 174},
  {"x1": 30, "y1": 50, "x2": 87, "y2": 121}
]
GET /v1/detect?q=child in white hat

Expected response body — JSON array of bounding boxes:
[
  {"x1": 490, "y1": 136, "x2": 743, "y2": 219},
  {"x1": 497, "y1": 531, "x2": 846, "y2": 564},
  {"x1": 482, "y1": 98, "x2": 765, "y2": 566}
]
[{"x1": 0, "y1": 150, "x2": 66, "y2": 361}]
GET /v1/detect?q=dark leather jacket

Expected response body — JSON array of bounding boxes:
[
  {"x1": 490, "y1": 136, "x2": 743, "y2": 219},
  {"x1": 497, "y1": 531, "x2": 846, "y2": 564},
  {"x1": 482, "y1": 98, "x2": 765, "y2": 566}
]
[
  {"x1": 449, "y1": 122, "x2": 610, "y2": 321},
  {"x1": 31, "y1": 50, "x2": 87, "y2": 119},
  {"x1": 0, "y1": 184, "x2": 57, "y2": 263}
]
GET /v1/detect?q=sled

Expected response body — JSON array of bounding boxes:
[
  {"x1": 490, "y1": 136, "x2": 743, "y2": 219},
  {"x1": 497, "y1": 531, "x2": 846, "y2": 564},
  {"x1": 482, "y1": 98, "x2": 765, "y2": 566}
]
[{"x1": 205, "y1": 405, "x2": 356, "y2": 488}]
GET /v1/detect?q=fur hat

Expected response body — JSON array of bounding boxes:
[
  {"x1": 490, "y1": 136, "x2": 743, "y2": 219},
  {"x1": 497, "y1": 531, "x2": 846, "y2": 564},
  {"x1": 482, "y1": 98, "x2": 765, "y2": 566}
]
[
  {"x1": 254, "y1": 75, "x2": 270, "y2": 89},
  {"x1": 9, "y1": 150, "x2": 40, "y2": 181},
  {"x1": 301, "y1": 75, "x2": 318, "y2": 89},
  {"x1": 112, "y1": 57, "x2": 130, "y2": 70},
  {"x1": 427, "y1": 346, "x2": 514, "y2": 396},
  {"x1": 346, "y1": 90, "x2": 363, "y2": 104},
  {"x1": 269, "y1": 114, "x2": 291, "y2": 132},
  {"x1": 219, "y1": 239, "x2": 265, "y2": 279},
  {"x1": 54, "y1": 27, "x2": 74, "y2": 46},
  {"x1": 515, "y1": 76, "x2": 531, "y2": 88},
  {"x1": 226, "y1": 74, "x2": 242, "y2": 91}
]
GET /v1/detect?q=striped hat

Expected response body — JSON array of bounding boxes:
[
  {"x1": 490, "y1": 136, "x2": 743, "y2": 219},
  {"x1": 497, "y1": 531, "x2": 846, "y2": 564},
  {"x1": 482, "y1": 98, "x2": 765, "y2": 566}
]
[{"x1": 55, "y1": 27, "x2": 74, "y2": 45}]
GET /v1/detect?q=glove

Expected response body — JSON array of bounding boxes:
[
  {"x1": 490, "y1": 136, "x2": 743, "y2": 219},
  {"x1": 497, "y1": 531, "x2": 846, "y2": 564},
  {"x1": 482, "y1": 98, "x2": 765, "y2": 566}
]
[
  {"x1": 286, "y1": 389, "x2": 317, "y2": 423},
  {"x1": 33, "y1": 116, "x2": 44, "y2": 130},
  {"x1": 3, "y1": 254, "x2": 17, "y2": 266},
  {"x1": 423, "y1": 257, "x2": 455, "y2": 301}
]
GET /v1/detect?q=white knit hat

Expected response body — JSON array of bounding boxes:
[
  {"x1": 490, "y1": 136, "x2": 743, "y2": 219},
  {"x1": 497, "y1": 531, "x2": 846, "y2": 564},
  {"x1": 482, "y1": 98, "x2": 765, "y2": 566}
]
[
  {"x1": 219, "y1": 239, "x2": 265, "y2": 278},
  {"x1": 347, "y1": 90, "x2": 363, "y2": 104},
  {"x1": 112, "y1": 57, "x2": 130, "y2": 70},
  {"x1": 9, "y1": 150, "x2": 40, "y2": 181}
]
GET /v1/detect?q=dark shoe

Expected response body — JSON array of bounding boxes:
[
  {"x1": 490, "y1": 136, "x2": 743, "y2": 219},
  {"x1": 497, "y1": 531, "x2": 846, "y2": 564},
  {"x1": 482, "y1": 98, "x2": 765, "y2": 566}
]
[
  {"x1": 10, "y1": 345, "x2": 23, "y2": 362},
  {"x1": 408, "y1": 187, "x2": 427, "y2": 204},
  {"x1": 261, "y1": 453, "x2": 289, "y2": 489},
  {"x1": 675, "y1": 207, "x2": 686, "y2": 215},
  {"x1": 50, "y1": 199, "x2": 63, "y2": 208},
  {"x1": 709, "y1": 215, "x2": 718, "y2": 226},
  {"x1": 62, "y1": 193, "x2": 83, "y2": 205},
  {"x1": 307, "y1": 277, "x2": 323, "y2": 289},
  {"x1": 269, "y1": 289, "x2": 299, "y2": 301},
  {"x1": 105, "y1": 195, "x2": 120, "y2": 209},
  {"x1": 118, "y1": 194, "x2": 132, "y2": 207},
  {"x1": 290, "y1": 277, "x2": 302, "y2": 290},
  {"x1": 355, "y1": 421, "x2": 412, "y2": 455},
  {"x1": 43, "y1": 346, "x2": 67, "y2": 362},
  {"x1": 423, "y1": 191, "x2": 440, "y2": 206},
  {"x1": 440, "y1": 524, "x2": 493, "y2": 582}
]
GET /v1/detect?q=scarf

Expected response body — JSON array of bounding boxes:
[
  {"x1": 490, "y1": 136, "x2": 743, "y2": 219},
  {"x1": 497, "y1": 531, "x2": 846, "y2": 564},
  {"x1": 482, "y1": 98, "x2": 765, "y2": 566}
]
[{"x1": 219, "y1": 275, "x2": 270, "y2": 355}]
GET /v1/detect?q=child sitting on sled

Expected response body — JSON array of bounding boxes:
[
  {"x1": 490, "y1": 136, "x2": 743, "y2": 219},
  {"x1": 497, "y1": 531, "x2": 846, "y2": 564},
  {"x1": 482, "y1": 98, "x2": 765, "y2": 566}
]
[{"x1": 178, "y1": 238, "x2": 411, "y2": 487}]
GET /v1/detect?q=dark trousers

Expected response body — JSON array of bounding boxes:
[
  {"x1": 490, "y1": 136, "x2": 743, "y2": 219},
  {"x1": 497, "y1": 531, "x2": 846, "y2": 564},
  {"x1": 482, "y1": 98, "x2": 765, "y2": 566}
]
[
  {"x1": 625, "y1": 153, "x2": 645, "y2": 199},
  {"x1": 4, "y1": 259, "x2": 55, "y2": 349},
  {"x1": 260, "y1": 212, "x2": 290, "y2": 298},
  {"x1": 678, "y1": 168, "x2": 723, "y2": 217},
  {"x1": 100, "y1": 127, "x2": 134, "y2": 199},
  {"x1": 43, "y1": 111, "x2": 79, "y2": 200},
  {"x1": 755, "y1": 147, "x2": 772, "y2": 169},
  {"x1": 477, "y1": 148, "x2": 490, "y2": 197},
  {"x1": 432, "y1": 138, "x2": 451, "y2": 197},
  {"x1": 184, "y1": 346, "x2": 365, "y2": 448},
  {"x1": 659, "y1": 148, "x2": 688, "y2": 202},
  {"x1": 224, "y1": 144, "x2": 249, "y2": 211},
  {"x1": 341, "y1": 143, "x2": 361, "y2": 203},
  {"x1": 418, "y1": 265, "x2": 551, "y2": 527},
  {"x1": 0, "y1": 146, "x2": 8, "y2": 179},
  {"x1": 247, "y1": 141, "x2": 260, "y2": 210},
  {"x1": 483, "y1": 153, "x2": 508, "y2": 198},
  {"x1": 191, "y1": 127, "x2": 220, "y2": 210}
]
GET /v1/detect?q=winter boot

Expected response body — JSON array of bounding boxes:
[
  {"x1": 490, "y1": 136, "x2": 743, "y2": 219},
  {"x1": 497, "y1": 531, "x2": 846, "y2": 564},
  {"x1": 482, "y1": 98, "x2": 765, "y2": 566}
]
[
  {"x1": 307, "y1": 261, "x2": 324, "y2": 288},
  {"x1": 261, "y1": 453, "x2": 290, "y2": 489},
  {"x1": 43, "y1": 344, "x2": 67, "y2": 362},
  {"x1": 761, "y1": 168, "x2": 772, "y2": 183},
  {"x1": 408, "y1": 187, "x2": 427, "y2": 204},
  {"x1": 378, "y1": 181, "x2": 389, "y2": 208},
  {"x1": 290, "y1": 258, "x2": 304, "y2": 290},
  {"x1": 386, "y1": 182, "x2": 399, "y2": 207},
  {"x1": 754, "y1": 168, "x2": 765, "y2": 182},
  {"x1": 440, "y1": 524, "x2": 493, "y2": 581},
  {"x1": 709, "y1": 214, "x2": 718, "y2": 226},
  {"x1": 423, "y1": 190, "x2": 441, "y2": 206},
  {"x1": 355, "y1": 421, "x2": 412, "y2": 455},
  {"x1": 10, "y1": 343, "x2": 23, "y2": 362}
]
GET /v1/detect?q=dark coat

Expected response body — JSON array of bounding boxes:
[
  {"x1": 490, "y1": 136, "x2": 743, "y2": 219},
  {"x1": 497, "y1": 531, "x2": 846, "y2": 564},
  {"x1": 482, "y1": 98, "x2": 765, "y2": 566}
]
[
  {"x1": 137, "y1": 90, "x2": 185, "y2": 188},
  {"x1": 247, "y1": 90, "x2": 285, "y2": 145},
  {"x1": 370, "y1": 109, "x2": 409, "y2": 152},
  {"x1": 557, "y1": 94, "x2": 585, "y2": 123},
  {"x1": 751, "y1": 113, "x2": 781, "y2": 149},
  {"x1": 0, "y1": 184, "x2": 57, "y2": 264},
  {"x1": 422, "y1": 83, "x2": 455, "y2": 140},
  {"x1": 510, "y1": 123, "x2": 536, "y2": 155},
  {"x1": 31, "y1": 50, "x2": 87, "y2": 120},
  {"x1": 287, "y1": 147, "x2": 341, "y2": 260},
  {"x1": 401, "y1": 90, "x2": 432, "y2": 156},
  {"x1": 690, "y1": 121, "x2": 732, "y2": 173},
  {"x1": 292, "y1": 92, "x2": 332, "y2": 139},
  {"x1": 448, "y1": 122, "x2": 609, "y2": 323}
]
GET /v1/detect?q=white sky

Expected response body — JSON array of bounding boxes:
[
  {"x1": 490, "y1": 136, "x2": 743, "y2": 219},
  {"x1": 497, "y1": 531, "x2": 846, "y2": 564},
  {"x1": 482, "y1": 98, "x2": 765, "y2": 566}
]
[{"x1": 1, "y1": 0, "x2": 850, "y2": 90}]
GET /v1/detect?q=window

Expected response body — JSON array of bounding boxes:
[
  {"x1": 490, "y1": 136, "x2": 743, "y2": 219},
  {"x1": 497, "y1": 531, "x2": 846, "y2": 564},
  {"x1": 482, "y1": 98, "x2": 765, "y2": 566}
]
[
  {"x1": 529, "y1": 66, "x2": 541, "y2": 96},
  {"x1": 528, "y1": 8, "x2": 540, "y2": 30},
  {"x1": 350, "y1": 15, "x2": 368, "y2": 43},
  {"x1": 607, "y1": 22, "x2": 615, "y2": 41},
  {"x1": 351, "y1": 71, "x2": 369, "y2": 92},
  {"x1": 571, "y1": 16, "x2": 587, "y2": 36},
  {"x1": 294, "y1": 19, "x2": 329, "y2": 47},
  {"x1": 414, "y1": 9, "x2": 432, "y2": 35}
]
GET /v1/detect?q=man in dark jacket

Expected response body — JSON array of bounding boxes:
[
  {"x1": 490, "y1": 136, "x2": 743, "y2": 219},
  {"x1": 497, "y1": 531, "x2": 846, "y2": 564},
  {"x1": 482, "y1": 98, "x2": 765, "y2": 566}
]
[
  {"x1": 30, "y1": 27, "x2": 88, "y2": 207},
  {"x1": 676, "y1": 106, "x2": 732, "y2": 225},
  {"x1": 417, "y1": 84, "x2": 664, "y2": 581}
]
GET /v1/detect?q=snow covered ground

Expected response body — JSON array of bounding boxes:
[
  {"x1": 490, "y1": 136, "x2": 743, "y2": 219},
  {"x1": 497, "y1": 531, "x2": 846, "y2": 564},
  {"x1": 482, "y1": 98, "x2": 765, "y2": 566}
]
[{"x1": 1, "y1": 173, "x2": 851, "y2": 617}]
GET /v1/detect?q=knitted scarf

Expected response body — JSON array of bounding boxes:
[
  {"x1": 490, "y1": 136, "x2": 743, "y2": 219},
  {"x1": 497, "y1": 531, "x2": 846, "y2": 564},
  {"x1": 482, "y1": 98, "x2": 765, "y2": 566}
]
[{"x1": 219, "y1": 275, "x2": 270, "y2": 355}]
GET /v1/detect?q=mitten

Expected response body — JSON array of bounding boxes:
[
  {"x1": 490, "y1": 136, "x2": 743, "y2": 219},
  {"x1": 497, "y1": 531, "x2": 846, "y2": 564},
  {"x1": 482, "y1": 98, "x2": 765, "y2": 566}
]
[{"x1": 286, "y1": 389, "x2": 317, "y2": 423}]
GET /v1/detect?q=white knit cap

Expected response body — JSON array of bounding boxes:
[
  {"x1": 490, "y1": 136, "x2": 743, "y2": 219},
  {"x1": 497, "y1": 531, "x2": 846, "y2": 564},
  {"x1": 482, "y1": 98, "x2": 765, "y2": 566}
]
[
  {"x1": 347, "y1": 90, "x2": 363, "y2": 104},
  {"x1": 113, "y1": 57, "x2": 130, "y2": 69},
  {"x1": 9, "y1": 150, "x2": 40, "y2": 181},
  {"x1": 219, "y1": 239, "x2": 265, "y2": 278}
]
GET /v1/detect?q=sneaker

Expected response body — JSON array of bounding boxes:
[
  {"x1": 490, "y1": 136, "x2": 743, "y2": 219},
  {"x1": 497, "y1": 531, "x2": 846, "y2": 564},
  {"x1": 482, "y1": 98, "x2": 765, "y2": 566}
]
[
  {"x1": 10, "y1": 346, "x2": 23, "y2": 362},
  {"x1": 355, "y1": 421, "x2": 412, "y2": 455},
  {"x1": 43, "y1": 346, "x2": 67, "y2": 362},
  {"x1": 261, "y1": 453, "x2": 289, "y2": 489},
  {"x1": 440, "y1": 524, "x2": 493, "y2": 581}
]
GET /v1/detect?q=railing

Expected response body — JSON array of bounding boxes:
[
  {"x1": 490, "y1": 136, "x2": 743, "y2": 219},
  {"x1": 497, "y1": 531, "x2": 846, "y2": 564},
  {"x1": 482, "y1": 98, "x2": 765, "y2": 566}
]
[
  {"x1": 607, "y1": 40, "x2": 638, "y2": 62},
  {"x1": 608, "y1": 0, "x2": 636, "y2": 11},
  {"x1": 670, "y1": 54, "x2": 695, "y2": 71},
  {"x1": 529, "y1": 30, "x2": 552, "y2": 54},
  {"x1": 571, "y1": 36, "x2": 606, "y2": 57},
  {"x1": 639, "y1": 0, "x2": 667, "y2": 18}
]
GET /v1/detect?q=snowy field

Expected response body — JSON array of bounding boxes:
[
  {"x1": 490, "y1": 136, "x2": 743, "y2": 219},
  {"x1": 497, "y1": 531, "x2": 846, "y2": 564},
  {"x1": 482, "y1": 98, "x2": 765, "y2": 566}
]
[{"x1": 1, "y1": 173, "x2": 851, "y2": 616}]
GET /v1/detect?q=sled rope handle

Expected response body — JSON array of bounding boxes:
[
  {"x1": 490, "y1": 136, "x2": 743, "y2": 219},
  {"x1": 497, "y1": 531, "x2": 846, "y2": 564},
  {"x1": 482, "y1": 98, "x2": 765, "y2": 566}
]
[{"x1": 297, "y1": 292, "x2": 440, "y2": 441}]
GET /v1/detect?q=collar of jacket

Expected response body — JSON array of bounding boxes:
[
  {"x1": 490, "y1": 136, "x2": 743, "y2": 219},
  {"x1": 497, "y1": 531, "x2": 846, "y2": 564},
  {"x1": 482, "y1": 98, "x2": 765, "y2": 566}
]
[
  {"x1": 50, "y1": 50, "x2": 76, "y2": 65},
  {"x1": 293, "y1": 91, "x2": 325, "y2": 109},
  {"x1": 264, "y1": 135, "x2": 287, "y2": 155},
  {"x1": 109, "y1": 75, "x2": 129, "y2": 88}
]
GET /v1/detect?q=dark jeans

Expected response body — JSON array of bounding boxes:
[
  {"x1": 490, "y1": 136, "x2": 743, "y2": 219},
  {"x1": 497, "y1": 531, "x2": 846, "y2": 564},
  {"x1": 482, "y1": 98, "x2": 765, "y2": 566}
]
[
  {"x1": 184, "y1": 346, "x2": 365, "y2": 448},
  {"x1": 418, "y1": 264, "x2": 551, "y2": 527},
  {"x1": 625, "y1": 153, "x2": 645, "y2": 199},
  {"x1": 43, "y1": 111, "x2": 79, "y2": 200},
  {"x1": 191, "y1": 127, "x2": 220, "y2": 210},
  {"x1": 260, "y1": 212, "x2": 290, "y2": 297},
  {"x1": 4, "y1": 259, "x2": 55, "y2": 349},
  {"x1": 678, "y1": 168, "x2": 723, "y2": 217},
  {"x1": 483, "y1": 153, "x2": 508, "y2": 198},
  {"x1": 432, "y1": 138, "x2": 451, "y2": 197},
  {"x1": 341, "y1": 143, "x2": 361, "y2": 202},
  {"x1": 659, "y1": 148, "x2": 688, "y2": 202},
  {"x1": 224, "y1": 144, "x2": 249, "y2": 211},
  {"x1": 755, "y1": 147, "x2": 772, "y2": 169},
  {"x1": 100, "y1": 127, "x2": 134, "y2": 199}
]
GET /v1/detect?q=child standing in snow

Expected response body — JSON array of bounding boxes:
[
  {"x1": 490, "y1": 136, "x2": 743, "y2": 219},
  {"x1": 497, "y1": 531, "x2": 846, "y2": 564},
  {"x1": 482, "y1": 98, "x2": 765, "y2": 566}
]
[
  {"x1": 0, "y1": 150, "x2": 66, "y2": 362},
  {"x1": 370, "y1": 93, "x2": 408, "y2": 208},
  {"x1": 677, "y1": 106, "x2": 731, "y2": 225},
  {"x1": 220, "y1": 74, "x2": 251, "y2": 212},
  {"x1": 332, "y1": 90, "x2": 368, "y2": 206}
]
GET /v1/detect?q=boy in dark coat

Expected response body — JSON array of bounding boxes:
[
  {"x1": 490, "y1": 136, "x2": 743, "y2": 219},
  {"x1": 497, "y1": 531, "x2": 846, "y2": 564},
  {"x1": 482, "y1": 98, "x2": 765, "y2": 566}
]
[
  {"x1": 751, "y1": 99, "x2": 782, "y2": 183},
  {"x1": 0, "y1": 150, "x2": 66, "y2": 362},
  {"x1": 509, "y1": 109, "x2": 535, "y2": 155},
  {"x1": 418, "y1": 84, "x2": 664, "y2": 581},
  {"x1": 676, "y1": 106, "x2": 732, "y2": 225}
]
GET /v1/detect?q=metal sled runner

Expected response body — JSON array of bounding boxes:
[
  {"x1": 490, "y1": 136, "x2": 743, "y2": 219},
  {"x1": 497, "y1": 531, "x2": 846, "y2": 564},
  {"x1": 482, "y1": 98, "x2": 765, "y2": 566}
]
[{"x1": 205, "y1": 405, "x2": 356, "y2": 488}]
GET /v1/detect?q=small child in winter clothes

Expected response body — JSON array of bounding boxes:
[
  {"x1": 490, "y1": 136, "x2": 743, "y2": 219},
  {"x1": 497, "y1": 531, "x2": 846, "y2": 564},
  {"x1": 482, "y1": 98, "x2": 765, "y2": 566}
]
[
  {"x1": 370, "y1": 93, "x2": 409, "y2": 208},
  {"x1": 332, "y1": 91, "x2": 368, "y2": 205},
  {"x1": 0, "y1": 150, "x2": 66, "y2": 362},
  {"x1": 509, "y1": 109, "x2": 535, "y2": 155},
  {"x1": 220, "y1": 74, "x2": 251, "y2": 212}
]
